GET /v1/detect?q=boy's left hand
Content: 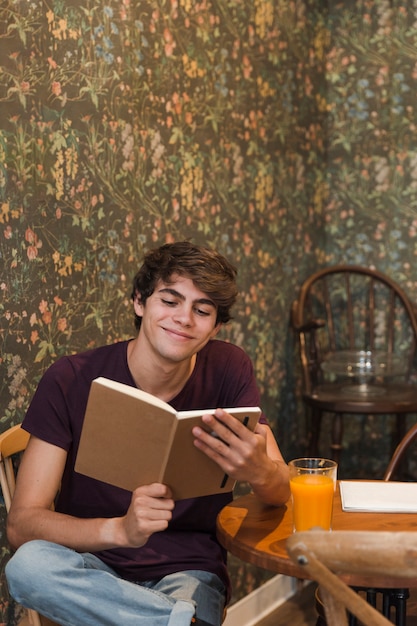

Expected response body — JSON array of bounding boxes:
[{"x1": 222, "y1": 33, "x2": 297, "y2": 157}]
[{"x1": 192, "y1": 408, "x2": 269, "y2": 485}]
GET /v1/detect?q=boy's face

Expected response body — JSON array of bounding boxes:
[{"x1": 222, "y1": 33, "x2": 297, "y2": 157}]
[{"x1": 133, "y1": 274, "x2": 221, "y2": 364}]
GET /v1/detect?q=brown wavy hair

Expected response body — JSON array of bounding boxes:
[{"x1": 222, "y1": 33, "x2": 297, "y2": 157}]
[{"x1": 131, "y1": 241, "x2": 238, "y2": 329}]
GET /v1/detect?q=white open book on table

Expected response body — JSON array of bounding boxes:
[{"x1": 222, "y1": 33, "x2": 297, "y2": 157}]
[{"x1": 340, "y1": 480, "x2": 417, "y2": 513}]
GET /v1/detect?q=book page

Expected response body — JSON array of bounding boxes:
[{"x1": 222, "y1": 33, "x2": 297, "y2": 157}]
[
  {"x1": 340, "y1": 480, "x2": 417, "y2": 513},
  {"x1": 176, "y1": 406, "x2": 260, "y2": 419},
  {"x1": 93, "y1": 377, "x2": 176, "y2": 415}
]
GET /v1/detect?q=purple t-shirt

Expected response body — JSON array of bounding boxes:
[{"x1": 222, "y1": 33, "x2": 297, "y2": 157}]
[{"x1": 22, "y1": 339, "x2": 265, "y2": 601}]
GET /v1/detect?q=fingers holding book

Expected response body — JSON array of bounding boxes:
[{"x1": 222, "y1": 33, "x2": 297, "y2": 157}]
[
  {"x1": 121, "y1": 483, "x2": 175, "y2": 548},
  {"x1": 192, "y1": 408, "x2": 256, "y2": 473}
]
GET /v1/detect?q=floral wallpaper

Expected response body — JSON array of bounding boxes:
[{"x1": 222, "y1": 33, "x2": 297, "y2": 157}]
[
  {"x1": 1, "y1": 0, "x2": 417, "y2": 622},
  {"x1": 320, "y1": 0, "x2": 417, "y2": 478},
  {"x1": 325, "y1": 0, "x2": 417, "y2": 277}
]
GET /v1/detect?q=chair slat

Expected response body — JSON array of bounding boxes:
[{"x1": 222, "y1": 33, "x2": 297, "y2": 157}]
[
  {"x1": 368, "y1": 277, "x2": 375, "y2": 350},
  {"x1": 386, "y1": 290, "x2": 396, "y2": 352},
  {"x1": 4, "y1": 459, "x2": 16, "y2": 502},
  {"x1": 345, "y1": 273, "x2": 354, "y2": 348},
  {"x1": 323, "y1": 278, "x2": 335, "y2": 352},
  {"x1": 0, "y1": 462, "x2": 12, "y2": 512}
]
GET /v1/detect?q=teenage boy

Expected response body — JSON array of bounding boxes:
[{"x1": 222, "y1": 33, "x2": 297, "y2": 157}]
[{"x1": 6, "y1": 241, "x2": 290, "y2": 626}]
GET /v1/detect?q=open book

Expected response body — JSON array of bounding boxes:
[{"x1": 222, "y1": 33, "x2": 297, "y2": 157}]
[
  {"x1": 75, "y1": 377, "x2": 261, "y2": 500},
  {"x1": 340, "y1": 480, "x2": 417, "y2": 513}
]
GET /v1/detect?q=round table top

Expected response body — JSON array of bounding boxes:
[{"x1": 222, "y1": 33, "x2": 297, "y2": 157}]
[{"x1": 216, "y1": 483, "x2": 417, "y2": 588}]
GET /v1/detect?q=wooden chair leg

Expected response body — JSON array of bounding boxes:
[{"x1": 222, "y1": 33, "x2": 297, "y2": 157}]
[
  {"x1": 331, "y1": 413, "x2": 343, "y2": 465},
  {"x1": 392, "y1": 414, "x2": 407, "y2": 479},
  {"x1": 307, "y1": 409, "x2": 344, "y2": 465},
  {"x1": 307, "y1": 407, "x2": 322, "y2": 456},
  {"x1": 320, "y1": 585, "x2": 350, "y2": 626},
  {"x1": 395, "y1": 414, "x2": 407, "y2": 448}
]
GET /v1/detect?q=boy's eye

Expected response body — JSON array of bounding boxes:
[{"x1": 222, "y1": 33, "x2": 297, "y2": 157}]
[
  {"x1": 161, "y1": 299, "x2": 211, "y2": 316},
  {"x1": 195, "y1": 307, "x2": 211, "y2": 316}
]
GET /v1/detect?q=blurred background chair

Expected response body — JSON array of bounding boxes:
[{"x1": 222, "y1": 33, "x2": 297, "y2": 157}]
[
  {"x1": 291, "y1": 265, "x2": 417, "y2": 468},
  {"x1": 0, "y1": 424, "x2": 59, "y2": 626},
  {"x1": 384, "y1": 420, "x2": 417, "y2": 481},
  {"x1": 286, "y1": 529, "x2": 417, "y2": 626},
  {"x1": 343, "y1": 421, "x2": 417, "y2": 625},
  {"x1": 355, "y1": 421, "x2": 417, "y2": 624}
]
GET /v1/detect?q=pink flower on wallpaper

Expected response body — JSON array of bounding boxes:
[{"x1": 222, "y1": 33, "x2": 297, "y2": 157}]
[
  {"x1": 26, "y1": 245, "x2": 38, "y2": 260},
  {"x1": 52, "y1": 81, "x2": 62, "y2": 96}
]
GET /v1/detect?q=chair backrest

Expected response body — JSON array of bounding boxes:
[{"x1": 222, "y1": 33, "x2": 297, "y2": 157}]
[
  {"x1": 291, "y1": 265, "x2": 417, "y2": 394},
  {"x1": 286, "y1": 529, "x2": 417, "y2": 626},
  {"x1": 384, "y1": 421, "x2": 417, "y2": 480},
  {"x1": 0, "y1": 425, "x2": 43, "y2": 626},
  {"x1": 0, "y1": 424, "x2": 30, "y2": 512}
]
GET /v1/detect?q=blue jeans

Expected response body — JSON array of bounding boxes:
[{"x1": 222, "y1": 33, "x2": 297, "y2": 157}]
[{"x1": 6, "y1": 540, "x2": 226, "y2": 626}]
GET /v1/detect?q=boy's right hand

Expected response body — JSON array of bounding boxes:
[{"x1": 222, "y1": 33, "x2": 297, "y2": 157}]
[{"x1": 122, "y1": 483, "x2": 175, "y2": 548}]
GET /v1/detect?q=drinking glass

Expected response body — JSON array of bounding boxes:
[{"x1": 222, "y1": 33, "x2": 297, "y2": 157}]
[{"x1": 289, "y1": 458, "x2": 337, "y2": 532}]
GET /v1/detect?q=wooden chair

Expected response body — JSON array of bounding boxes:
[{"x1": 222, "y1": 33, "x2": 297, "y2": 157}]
[
  {"x1": 346, "y1": 421, "x2": 417, "y2": 625},
  {"x1": 291, "y1": 265, "x2": 417, "y2": 466},
  {"x1": 364, "y1": 420, "x2": 417, "y2": 623},
  {"x1": 384, "y1": 420, "x2": 417, "y2": 481},
  {"x1": 0, "y1": 424, "x2": 58, "y2": 626},
  {"x1": 286, "y1": 529, "x2": 417, "y2": 626}
]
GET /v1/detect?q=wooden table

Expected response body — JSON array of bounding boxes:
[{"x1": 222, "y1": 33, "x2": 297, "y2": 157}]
[{"x1": 217, "y1": 483, "x2": 417, "y2": 589}]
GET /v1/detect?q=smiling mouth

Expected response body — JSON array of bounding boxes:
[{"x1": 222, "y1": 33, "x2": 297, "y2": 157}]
[{"x1": 164, "y1": 328, "x2": 194, "y2": 340}]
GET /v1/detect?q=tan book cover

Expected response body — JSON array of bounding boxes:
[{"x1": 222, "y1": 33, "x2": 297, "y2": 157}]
[{"x1": 75, "y1": 377, "x2": 261, "y2": 500}]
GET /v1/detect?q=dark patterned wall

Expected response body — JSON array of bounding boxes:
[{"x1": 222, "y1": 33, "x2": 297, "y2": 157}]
[
  {"x1": 2, "y1": 0, "x2": 417, "y2": 622},
  {"x1": 0, "y1": 0, "x2": 325, "y2": 618},
  {"x1": 320, "y1": 0, "x2": 417, "y2": 476}
]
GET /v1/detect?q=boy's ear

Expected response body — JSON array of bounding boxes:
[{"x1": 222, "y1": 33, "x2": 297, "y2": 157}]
[
  {"x1": 210, "y1": 323, "x2": 222, "y2": 339},
  {"x1": 133, "y1": 295, "x2": 144, "y2": 316}
]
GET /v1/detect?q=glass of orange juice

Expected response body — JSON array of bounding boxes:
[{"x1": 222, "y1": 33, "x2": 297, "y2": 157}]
[{"x1": 289, "y1": 458, "x2": 337, "y2": 532}]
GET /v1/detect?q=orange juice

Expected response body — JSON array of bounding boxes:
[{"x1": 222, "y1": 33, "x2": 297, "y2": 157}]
[{"x1": 290, "y1": 473, "x2": 335, "y2": 531}]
